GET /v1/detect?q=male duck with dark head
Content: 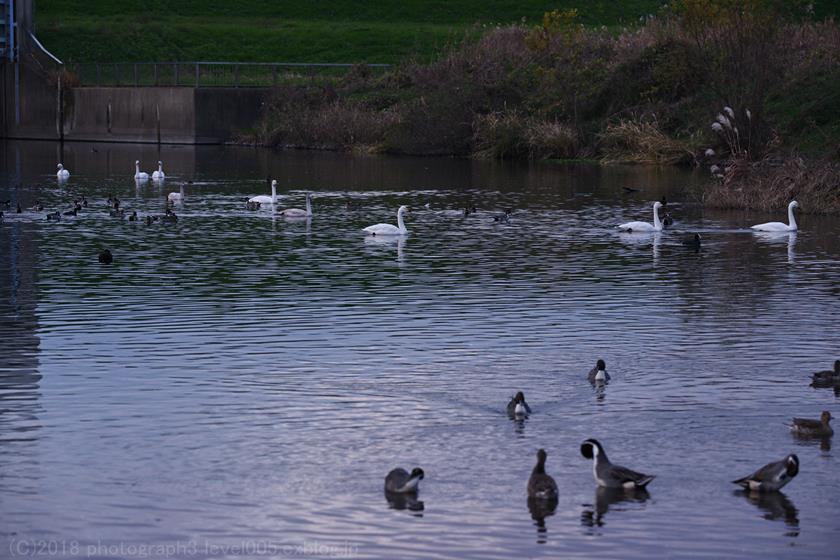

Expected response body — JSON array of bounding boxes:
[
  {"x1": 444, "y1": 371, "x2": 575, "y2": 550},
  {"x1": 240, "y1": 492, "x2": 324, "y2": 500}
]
[
  {"x1": 587, "y1": 359, "x2": 610, "y2": 384},
  {"x1": 789, "y1": 411, "x2": 833, "y2": 437},
  {"x1": 527, "y1": 449, "x2": 558, "y2": 500},
  {"x1": 733, "y1": 454, "x2": 799, "y2": 492},
  {"x1": 507, "y1": 391, "x2": 532, "y2": 417},
  {"x1": 580, "y1": 439, "x2": 655, "y2": 489},
  {"x1": 384, "y1": 467, "x2": 424, "y2": 494}
]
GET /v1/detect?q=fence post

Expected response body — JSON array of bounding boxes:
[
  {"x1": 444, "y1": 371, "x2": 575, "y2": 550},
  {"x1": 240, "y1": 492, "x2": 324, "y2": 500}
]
[
  {"x1": 234, "y1": 64, "x2": 239, "y2": 88},
  {"x1": 272, "y1": 65, "x2": 277, "y2": 87},
  {"x1": 134, "y1": 63, "x2": 138, "y2": 86},
  {"x1": 114, "y1": 63, "x2": 119, "y2": 85},
  {"x1": 96, "y1": 63, "x2": 101, "y2": 86},
  {"x1": 195, "y1": 63, "x2": 199, "y2": 87},
  {"x1": 174, "y1": 63, "x2": 179, "y2": 86},
  {"x1": 154, "y1": 63, "x2": 159, "y2": 86}
]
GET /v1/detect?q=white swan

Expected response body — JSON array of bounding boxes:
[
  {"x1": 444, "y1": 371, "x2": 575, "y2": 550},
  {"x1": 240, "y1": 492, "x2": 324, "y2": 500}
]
[
  {"x1": 248, "y1": 179, "x2": 279, "y2": 206},
  {"x1": 168, "y1": 184, "x2": 184, "y2": 204},
  {"x1": 152, "y1": 161, "x2": 165, "y2": 181},
  {"x1": 618, "y1": 201, "x2": 663, "y2": 232},
  {"x1": 280, "y1": 193, "x2": 312, "y2": 218},
  {"x1": 134, "y1": 160, "x2": 149, "y2": 182},
  {"x1": 751, "y1": 200, "x2": 798, "y2": 232},
  {"x1": 364, "y1": 205, "x2": 409, "y2": 236},
  {"x1": 56, "y1": 163, "x2": 70, "y2": 180}
]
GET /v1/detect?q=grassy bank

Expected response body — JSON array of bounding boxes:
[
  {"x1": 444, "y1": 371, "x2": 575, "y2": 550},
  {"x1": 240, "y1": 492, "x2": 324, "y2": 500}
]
[{"x1": 38, "y1": 0, "x2": 668, "y2": 63}]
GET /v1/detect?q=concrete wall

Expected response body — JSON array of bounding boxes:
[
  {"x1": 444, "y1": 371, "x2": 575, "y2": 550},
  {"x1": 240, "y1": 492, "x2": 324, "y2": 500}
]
[
  {"x1": 2, "y1": 61, "x2": 268, "y2": 144},
  {"x1": 65, "y1": 87, "x2": 197, "y2": 143}
]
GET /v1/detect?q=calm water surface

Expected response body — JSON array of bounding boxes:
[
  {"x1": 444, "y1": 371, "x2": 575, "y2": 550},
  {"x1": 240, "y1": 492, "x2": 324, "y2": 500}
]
[{"x1": 1, "y1": 141, "x2": 838, "y2": 559}]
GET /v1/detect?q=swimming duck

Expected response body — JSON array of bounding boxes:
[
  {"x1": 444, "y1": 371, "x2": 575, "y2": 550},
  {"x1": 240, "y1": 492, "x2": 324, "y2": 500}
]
[
  {"x1": 662, "y1": 213, "x2": 674, "y2": 227},
  {"x1": 587, "y1": 359, "x2": 610, "y2": 384},
  {"x1": 527, "y1": 449, "x2": 559, "y2": 500},
  {"x1": 733, "y1": 454, "x2": 799, "y2": 492},
  {"x1": 63, "y1": 208, "x2": 77, "y2": 217},
  {"x1": 31, "y1": 201, "x2": 44, "y2": 211},
  {"x1": 384, "y1": 467, "x2": 424, "y2": 493},
  {"x1": 506, "y1": 391, "x2": 532, "y2": 416},
  {"x1": 682, "y1": 233, "x2": 702, "y2": 248},
  {"x1": 110, "y1": 203, "x2": 125, "y2": 218},
  {"x1": 162, "y1": 209, "x2": 178, "y2": 224},
  {"x1": 580, "y1": 439, "x2": 655, "y2": 489},
  {"x1": 46, "y1": 211, "x2": 61, "y2": 221},
  {"x1": 98, "y1": 249, "x2": 113, "y2": 264},
  {"x1": 128, "y1": 211, "x2": 138, "y2": 222},
  {"x1": 82, "y1": 196, "x2": 88, "y2": 208},
  {"x1": 493, "y1": 209, "x2": 512, "y2": 223},
  {"x1": 16, "y1": 203, "x2": 22, "y2": 214},
  {"x1": 811, "y1": 360, "x2": 840, "y2": 385},
  {"x1": 790, "y1": 411, "x2": 833, "y2": 437},
  {"x1": 245, "y1": 200, "x2": 261, "y2": 211}
]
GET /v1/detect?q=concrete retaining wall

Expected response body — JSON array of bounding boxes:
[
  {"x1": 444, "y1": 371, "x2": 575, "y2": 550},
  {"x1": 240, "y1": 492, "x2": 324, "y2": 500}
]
[{"x1": 2, "y1": 62, "x2": 268, "y2": 144}]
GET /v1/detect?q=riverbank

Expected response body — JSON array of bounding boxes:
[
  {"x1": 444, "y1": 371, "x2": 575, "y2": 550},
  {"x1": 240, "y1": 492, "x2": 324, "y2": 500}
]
[{"x1": 245, "y1": 3, "x2": 839, "y2": 212}]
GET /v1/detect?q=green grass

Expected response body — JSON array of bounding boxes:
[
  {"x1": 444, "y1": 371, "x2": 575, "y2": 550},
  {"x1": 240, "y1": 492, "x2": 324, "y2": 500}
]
[{"x1": 35, "y1": 1, "x2": 668, "y2": 63}]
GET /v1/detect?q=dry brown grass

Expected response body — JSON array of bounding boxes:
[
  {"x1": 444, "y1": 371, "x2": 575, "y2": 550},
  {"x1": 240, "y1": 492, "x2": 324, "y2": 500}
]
[
  {"x1": 599, "y1": 118, "x2": 697, "y2": 165},
  {"x1": 702, "y1": 157, "x2": 840, "y2": 213},
  {"x1": 472, "y1": 112, "x2": 578, "y2": 160}
]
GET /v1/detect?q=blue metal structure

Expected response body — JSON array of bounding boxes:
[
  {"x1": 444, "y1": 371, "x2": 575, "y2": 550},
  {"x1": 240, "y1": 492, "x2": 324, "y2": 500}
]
[{"x1": 1, "y1": 0, "x2": 15, "y2": 60}]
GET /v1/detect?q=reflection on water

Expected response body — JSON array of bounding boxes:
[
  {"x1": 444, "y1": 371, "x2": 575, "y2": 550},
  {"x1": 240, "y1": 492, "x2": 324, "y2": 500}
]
[
  {"x1": 527, "y1": 496, "x2": 558, "y2": 544},
  {"x1": 581, "y1": 487, "x2": 650, "y2": 530},
  {"x1": 754, "y1": 231, "x2": 797, "y2": 264},
  {"x1": 737, "y1": 490, "x2": 800, "y2": 537},
  {"x1": 1, "y1": 140, "x2": 839, "y2": 559}
]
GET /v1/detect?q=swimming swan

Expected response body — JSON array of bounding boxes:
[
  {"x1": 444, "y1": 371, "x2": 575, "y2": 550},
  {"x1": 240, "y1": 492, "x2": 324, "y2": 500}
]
[
  {"x1": 249, "y1": 179, "x2": 279, "y2": 206},
  {"x1": 751, "y1": 200, "x2": 798, "y2": 232},
  {"x1": 168, "y1": 184, "x2": 184, "y2": 204},
  {"x1": 134, "y1": 161, "x2": 149, "y2": 182},
  {"x1": 152, "y1": 161, "x2": 166, "y2": 181},
  {"x1": 364, "y1": 205, "x2": 409, "y2": 236},
  {"x1": 280, "y1": 193, "x2": 312, "y2": 218},
  {"x1": 56, "y1": 164, "x2": 70, "y2": 180},
  {"x1": 618, "y1": 201, "x2": 663, "y2": 232}
]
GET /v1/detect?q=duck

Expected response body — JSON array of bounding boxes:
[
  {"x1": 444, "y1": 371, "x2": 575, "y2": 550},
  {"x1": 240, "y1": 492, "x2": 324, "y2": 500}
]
[
  {"x1": 82, "y1": 196, "x2": 88, "y2": 208},
  {"x1": 46, "y1": 211, "x2": 61, "y2": 221},
  {"x1": 161, "y1": 209, "x2": 178, "y2": 224},
  {"x1": 16, "y1": 203, "x2": 22, "y2": 214},
  {"x1": 345, "y1": 200, "x2": 361, "y2": 211},
  {"x1": 682, "y1": 233, "x2": 702, "y2": 248},
  {"x1": 98, "y1": 249, "x2": 113, "y2": 264},
  {"x1": 279, "y1": 192, "x2": 313, "y2": 218},
  {"x1": 128, "y1": 211, "x2": 138, "y2": 222},
  {"x1": 587, "y1": 359, "x2": 610, "y2": 384},
  {"x1": 248, "y1": 179, "x2": 279, "y2": 206},
  {"x1": 527, "y1": 449, "x2": 559, "y2": 500},
  {"x1": 63, "y1": 207, "x2": 77, "y2": 217},
  {"x1": 110, "y1": 202, "x2": 125, "y2": 218},
  {"x1": 384, "y1": 467, "x2": 424, "y2": 493},
  {"x1": 618, "y1": 201, "x2": 663, "y2": 232},
  {"x1": 789, "y1": 411, "x2": 833, "y2": 437},
  {"x1": 56, "y1": 163, "x2": 70, "y2": 180},
  {"x1": 145, "y1": 215, "x2": 155, "y2": 226},
  {"x1": 751, "y1": 200, "x2": 798, "y2": 232},
  {"x1": 662, "y1": 212, "x2": 674, "y2": 227},
  {"x1": 152, "y1": 161, "x2": 166, "y2": 181},
  {"x1": 733, "y1": 454, "x2": 799, "y2": 492},
  {"x1": 134, "y1": 161, "x2": 149, "y2": 182},
  {"x1": 622, "y1": 186, "x2": 640, "y2": 194},
  {"x1": 580, "y1": 439, "x2": 655, "y2": 489},
  {"x1": 493, "y1": 208, "x2": 512, "y2": 223},
  {"x1": 363, "y1": 205, "x2": 409, "y2": 236},
  {"x1": 811, "y1": 360, "x2": 840, "y2": 385},
  {"x1": 506, "y1": 391, "x2": 532, "y2": 416},
  {"x1": 245, "y1": 200, "x2": 261, "y2": 211},
  {"x1": 31, "y1": 201, "x2": 44, "y2": 211}
]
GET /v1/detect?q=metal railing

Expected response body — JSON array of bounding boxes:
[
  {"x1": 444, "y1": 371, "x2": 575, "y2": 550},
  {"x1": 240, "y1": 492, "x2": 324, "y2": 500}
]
[{"x1": 65, "y1": 61, "x2": 391, "y2": 88}]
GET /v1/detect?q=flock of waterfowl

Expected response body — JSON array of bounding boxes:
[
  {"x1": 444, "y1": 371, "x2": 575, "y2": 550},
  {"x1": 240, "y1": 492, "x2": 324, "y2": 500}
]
[
  {"x1": 386, "y1": 358, "x2": 836, "y2": 514},
  {"x1": 4, "y1": 162, "x2": 834, "y2": 481}
]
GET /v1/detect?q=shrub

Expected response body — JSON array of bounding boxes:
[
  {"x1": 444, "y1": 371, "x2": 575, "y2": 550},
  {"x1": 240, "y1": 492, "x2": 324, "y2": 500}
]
[{"x1": 600, "y1": 117, "x2": 697, "y2": 164}]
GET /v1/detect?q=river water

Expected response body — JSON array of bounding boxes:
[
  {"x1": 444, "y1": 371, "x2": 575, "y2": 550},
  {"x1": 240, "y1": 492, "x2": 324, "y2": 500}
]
[{"x1": 1, "y1": 141, "x2": 838, "y2": 559}]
